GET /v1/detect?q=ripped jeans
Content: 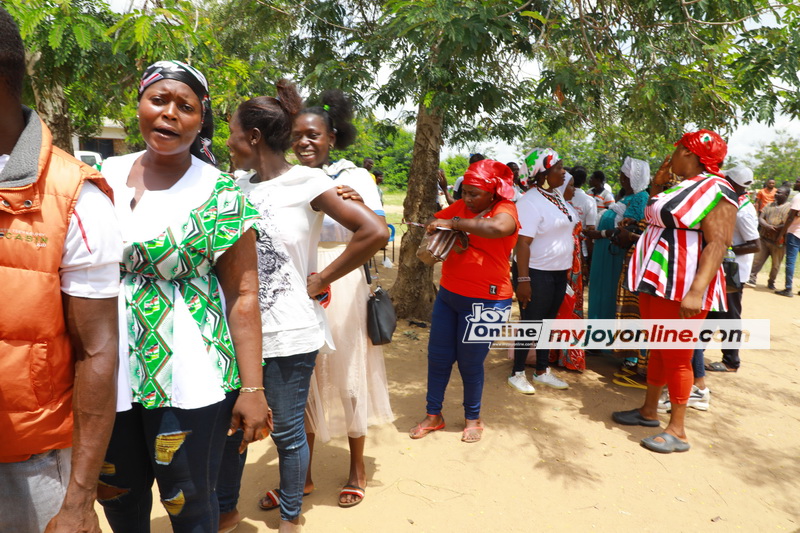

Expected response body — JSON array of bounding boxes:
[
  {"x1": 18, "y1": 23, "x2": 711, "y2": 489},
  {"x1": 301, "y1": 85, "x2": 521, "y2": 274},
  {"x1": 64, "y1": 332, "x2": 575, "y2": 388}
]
[{"x1": 97, "y1": 391, "x2": 237, "y2": 533}]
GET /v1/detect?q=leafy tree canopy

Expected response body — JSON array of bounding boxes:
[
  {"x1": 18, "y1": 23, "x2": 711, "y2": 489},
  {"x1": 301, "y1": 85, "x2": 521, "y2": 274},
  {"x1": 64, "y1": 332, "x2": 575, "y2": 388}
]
[{"x1": 745, "y1": 131, "x2": 800, "y2": 187}]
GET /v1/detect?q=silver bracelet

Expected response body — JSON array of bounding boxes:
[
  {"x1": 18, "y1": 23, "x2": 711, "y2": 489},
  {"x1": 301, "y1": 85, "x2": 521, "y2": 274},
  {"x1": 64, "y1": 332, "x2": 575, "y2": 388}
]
[{"x1": 517, "y1": 276, "x2": 531, "y2": 282}]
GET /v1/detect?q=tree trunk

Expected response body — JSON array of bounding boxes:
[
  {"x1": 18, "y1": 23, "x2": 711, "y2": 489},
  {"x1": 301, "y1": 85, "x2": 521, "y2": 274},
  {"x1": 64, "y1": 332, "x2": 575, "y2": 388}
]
[
  {"x1": 390, "y1": 103, "x2": 443, "y2": 319},
  {"x1": 25, "y1": 51, "x2": 74, "y2": 152}
]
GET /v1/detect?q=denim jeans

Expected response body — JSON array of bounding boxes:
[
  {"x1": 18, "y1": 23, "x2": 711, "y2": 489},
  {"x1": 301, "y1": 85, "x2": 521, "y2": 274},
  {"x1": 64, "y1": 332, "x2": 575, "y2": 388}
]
[
  {"x1": 513, "y1": 268, "x2": 568, "y2": 372},
  {"x1": 784, "y1": 233, "x2": 800, "y2": 290},
  {"x1": 0, "y1": 448, "x2": 71, "y2": 533},
  {"x1": 691, "y1": 349, "x2": 706, "y2": 379},
  {"x1": 217, "y1": 351, "x2": 317, "y2": 522},
  {"x1": 98, "y1": 392, "x2": 237, "y2": 533},
  {"x1": 426, "y1": 286, "x2": 512, "y2": 420}
]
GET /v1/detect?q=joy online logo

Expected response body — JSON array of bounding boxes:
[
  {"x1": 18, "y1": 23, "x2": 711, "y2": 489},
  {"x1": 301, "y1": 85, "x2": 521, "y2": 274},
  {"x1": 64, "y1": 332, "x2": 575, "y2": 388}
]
[{"x1": 462, "y1": 303, "x2": 541, "y2": 345}]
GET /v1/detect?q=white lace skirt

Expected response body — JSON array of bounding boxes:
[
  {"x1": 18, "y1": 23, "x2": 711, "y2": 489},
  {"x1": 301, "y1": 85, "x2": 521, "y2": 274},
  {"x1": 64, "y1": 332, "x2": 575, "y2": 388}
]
[{"x1": 305, "y1": 243, "x2": 395, "y2": 441}]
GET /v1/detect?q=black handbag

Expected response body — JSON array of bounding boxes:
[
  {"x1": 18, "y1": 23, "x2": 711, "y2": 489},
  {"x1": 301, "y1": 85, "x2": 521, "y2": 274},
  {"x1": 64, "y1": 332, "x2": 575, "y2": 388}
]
[
  {"x1": 722, "y1": 253, "x2": 743, "y2": 293},
  {"x1": 367, "y1": 286, "x2": 397, "y2": 345}
]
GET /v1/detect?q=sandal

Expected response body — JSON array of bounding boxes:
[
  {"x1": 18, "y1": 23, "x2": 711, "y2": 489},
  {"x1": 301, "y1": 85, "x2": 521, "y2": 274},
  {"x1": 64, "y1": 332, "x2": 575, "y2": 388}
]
[
  {"x1": 409, "y1": 418, "x2": 445, "y2": 439},
  {"x1": 612, "y1": 409, "x2": 660, "y2": 427},
  {"x1": 461, "y1": 426, "x2": 483, "y2": 443},
  {"x1": 641, "y1": 432, "x2": 690, "y2": 453},
  {"x1": 612, "y1": 374, "x2": 647, "y2": 389},
  {"x1": 338, "y1": 484, "x2": 365, "y2": 508},
  {"x1": 258, "y1": 488, "x2": 312, "y2": 511},
  {"x1": 704, "y1": 361, "x2": 737, "y2": 372}
]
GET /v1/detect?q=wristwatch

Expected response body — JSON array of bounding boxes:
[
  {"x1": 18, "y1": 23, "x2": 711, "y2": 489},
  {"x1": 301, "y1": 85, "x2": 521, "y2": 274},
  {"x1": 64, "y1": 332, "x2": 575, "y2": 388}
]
[{"x1": 452, "y1": 216, "x2": 461, "y2": 231}]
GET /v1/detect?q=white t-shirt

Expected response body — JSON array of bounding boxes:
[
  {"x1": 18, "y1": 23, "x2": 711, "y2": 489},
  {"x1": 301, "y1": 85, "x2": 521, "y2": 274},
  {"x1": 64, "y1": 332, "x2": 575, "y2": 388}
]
[
  {"x1": 517, "y1": 187, "x2": 577, "y2": 271},
  {"x1": 733, "y1": 199, "x2": 760, "y2": 283},
  {"x1": 589, "y1": 187, "x2": 615, "y2": 212},
  {"x1": 0, "y1": 154, "x2": 121, "y2": 299},
  {"x1": 103, "y1": 152, "x2": 236, "y2": 411},
  {"x1": 237, "y1": 166, "x2": 336, "y2": 358},
  {"x1": 570, "y1": 188, "x2": 597, "y2": 257},
  {"x1": 320, "y1": 160, "x2": 384, "y2": 242},
  {"x1": 571, "y1": 188, "x2": 598, "y2": 227},
  {"x1": 787, "y1": 194, "x2": 800, "y2": 239}
]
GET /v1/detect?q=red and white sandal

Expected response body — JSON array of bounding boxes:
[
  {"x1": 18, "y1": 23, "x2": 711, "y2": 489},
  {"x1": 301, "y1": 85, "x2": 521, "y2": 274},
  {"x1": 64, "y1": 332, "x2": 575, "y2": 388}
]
[{"x1": 338, "y1": 484, "x2": 365, "y2": 508}]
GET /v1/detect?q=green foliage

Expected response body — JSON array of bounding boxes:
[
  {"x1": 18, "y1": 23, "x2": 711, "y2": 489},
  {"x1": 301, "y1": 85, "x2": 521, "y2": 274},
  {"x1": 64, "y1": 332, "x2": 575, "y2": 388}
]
[
  {"x1": 746, "y1": 132, "x2": 800, "y2": 187},
  {"x1": 336, "y1": 115, "x2": 415, "y2": 190},
  {"x1": 529, "y1": 0, "x2": 800, "y2": 140},
  {"x1": 440, "y1": 154, "x2": 469, "y2": 184}
]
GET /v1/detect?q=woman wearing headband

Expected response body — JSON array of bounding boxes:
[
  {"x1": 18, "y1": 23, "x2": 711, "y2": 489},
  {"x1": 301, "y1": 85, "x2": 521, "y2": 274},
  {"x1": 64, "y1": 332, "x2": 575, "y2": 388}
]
[
  {"x1": 613, "y1": 130, "x2": 737, "y2": 453},
  {"x1": 96, "y1": 60, "x2": 269, "y2": 530},
  {"x1": 409, "y1": 160, "x2": 519, "y2": 443},
  {"x1": 508, "y1": 148, "x2": 576, "y2": 394}
]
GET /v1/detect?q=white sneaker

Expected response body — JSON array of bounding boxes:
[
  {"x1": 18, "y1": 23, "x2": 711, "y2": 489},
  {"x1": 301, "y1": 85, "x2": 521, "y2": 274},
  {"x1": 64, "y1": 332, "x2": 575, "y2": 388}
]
[
  {"x1": 657, "y1": 389, "x2": 671, "y2": 413},
  {"x1": 507, "y1": 371, "x2": 535, "y2": 395},
  {"x1": 687, "y1": 386, "x2": 710, "y2": 411},
  {"x1": 658, "y1": 385, "x2": 710, "y2": 412},
  {"x1": 531, "y1": 368, "x2": 569, "y2": 390}
]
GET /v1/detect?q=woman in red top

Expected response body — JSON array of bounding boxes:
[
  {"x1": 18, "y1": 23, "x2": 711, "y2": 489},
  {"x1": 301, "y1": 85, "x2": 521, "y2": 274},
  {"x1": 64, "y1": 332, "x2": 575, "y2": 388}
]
[{"x1": 409, "y1": 160, "x2": 519, "y2": 443}]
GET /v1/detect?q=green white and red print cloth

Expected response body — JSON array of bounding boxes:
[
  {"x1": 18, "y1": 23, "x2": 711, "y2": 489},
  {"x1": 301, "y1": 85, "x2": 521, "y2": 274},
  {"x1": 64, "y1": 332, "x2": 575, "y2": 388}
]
[
  {"x1": 627, "y1": 173, "x2": 738, "y2": 312},
  {"x1": 121, "y1": 175, "x2": 260, "y2": 409},
  {"x1": 521, "y1": 147, "x2": 560, "y2": 183}
]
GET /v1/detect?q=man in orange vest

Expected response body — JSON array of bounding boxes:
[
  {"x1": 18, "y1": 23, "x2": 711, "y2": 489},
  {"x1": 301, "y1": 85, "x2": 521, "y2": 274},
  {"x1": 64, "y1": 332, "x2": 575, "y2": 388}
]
[{"x1": 0, "y1": 8, "x2": 122, "y2": 533}]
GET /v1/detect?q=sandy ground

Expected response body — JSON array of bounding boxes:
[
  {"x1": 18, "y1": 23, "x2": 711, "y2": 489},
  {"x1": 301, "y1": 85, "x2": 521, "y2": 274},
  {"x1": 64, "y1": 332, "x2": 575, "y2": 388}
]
[{"x1": 97, "y1": 260, "x2": 800, "y2": 532}]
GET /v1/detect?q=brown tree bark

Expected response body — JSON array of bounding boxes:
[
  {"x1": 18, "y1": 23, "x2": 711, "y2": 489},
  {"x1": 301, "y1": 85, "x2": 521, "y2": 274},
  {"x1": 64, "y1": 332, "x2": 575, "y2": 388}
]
[
  {"x1": 390, "y1": 102, "x2": 443, "y2": 319},
  {"x1": 25, "y1": 51, "x2": 74, "y2": 153}
]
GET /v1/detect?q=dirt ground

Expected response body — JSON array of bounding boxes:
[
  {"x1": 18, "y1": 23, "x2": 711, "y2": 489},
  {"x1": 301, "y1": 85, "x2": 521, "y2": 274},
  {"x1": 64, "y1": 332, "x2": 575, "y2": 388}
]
[{"x1": 97, "y1": 257, "x2": 800, "y2": 532}]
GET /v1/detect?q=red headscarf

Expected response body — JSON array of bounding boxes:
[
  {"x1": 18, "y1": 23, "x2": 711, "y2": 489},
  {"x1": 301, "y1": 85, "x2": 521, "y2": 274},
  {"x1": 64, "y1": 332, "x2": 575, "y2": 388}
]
[
  {"x1": 675, "y1": 129, "x2": 727, "y2": 178},
  {"x1": 462, "y1": 160, "x2": 515, "y2": 200}
]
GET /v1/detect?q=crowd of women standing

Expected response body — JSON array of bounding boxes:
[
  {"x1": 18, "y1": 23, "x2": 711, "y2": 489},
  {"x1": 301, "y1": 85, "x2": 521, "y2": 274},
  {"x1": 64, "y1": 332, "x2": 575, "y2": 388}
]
[{"x1": 69, "y1": 55, "x2": 743, "y2": 532}]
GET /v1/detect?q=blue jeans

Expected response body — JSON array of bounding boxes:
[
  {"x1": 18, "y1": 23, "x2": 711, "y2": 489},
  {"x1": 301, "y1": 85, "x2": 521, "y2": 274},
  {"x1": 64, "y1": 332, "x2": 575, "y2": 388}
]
[
  {"x1": 0, "y1": 448, "x2": 71, "y2": 533},
  {"x1": 217, "y1": 351, "x2": 317, "y2": 522},
  {"x1": 784, "y1": 233, "x2": 800, "y2": 290},
  {"x1": 426, "y1": 286, "x2": 512, "y2": 420},
  {"x1": 98, "y1": 392, "x2": 237, "y2": 533},
  {"x1": 691, "y1": 349, "x2": 706, "y2": 379}
]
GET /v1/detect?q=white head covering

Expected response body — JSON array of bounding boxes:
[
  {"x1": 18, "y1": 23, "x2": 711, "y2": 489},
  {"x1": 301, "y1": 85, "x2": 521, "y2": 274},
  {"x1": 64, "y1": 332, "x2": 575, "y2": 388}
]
[
  {"x1": 725, "y1": 165, "x2": 754, "y2": 188},
  {"x1": 556, "y1": 171, "x2": 573, "y2": 197},
  {"x1": 620, "y1": 157, "x2": 651, "y2": 193}
]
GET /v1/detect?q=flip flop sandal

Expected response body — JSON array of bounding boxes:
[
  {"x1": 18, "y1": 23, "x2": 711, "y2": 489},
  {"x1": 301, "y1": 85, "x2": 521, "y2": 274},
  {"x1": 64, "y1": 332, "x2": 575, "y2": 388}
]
[
  {"x1": 704, "y1": 361, "x2": 737, "y2": 372},
  {"x1": 461, "y1": 426, "x2": 484, "y2": 443},
  {"x1": 409, "y1": 419, "x2": 445, "y2": 439},
  {"x1": 339, "y1": 485, "x2": 365, "y2": 508},
  {"x1": 612, "y1": 409, "x2": 660, "y2": 427},
  {"x1": 641, "y1": 432, "x2": 691, "y2": 453},
  {"x1": 613, "y1": 367, "x2": 637, "y2": 378},
  {"x1": 258, "y1": 488, "x2": 313, "y2": 511},
  {"x1": 612, "y1": 375, "x2": 647, "y2": 389}
]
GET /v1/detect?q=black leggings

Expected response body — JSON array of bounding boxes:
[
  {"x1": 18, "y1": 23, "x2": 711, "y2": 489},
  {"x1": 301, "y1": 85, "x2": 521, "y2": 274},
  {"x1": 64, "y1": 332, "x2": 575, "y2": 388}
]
[{"x1": 513, "y1": 268, "x2": 568, "y2": 372}]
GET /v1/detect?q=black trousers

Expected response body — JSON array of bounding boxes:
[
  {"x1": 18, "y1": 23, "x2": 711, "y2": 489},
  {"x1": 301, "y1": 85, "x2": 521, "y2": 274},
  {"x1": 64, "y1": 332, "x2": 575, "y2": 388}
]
[
  {"x1": 706, "y1": 290, "x2": 744, "y2": 369},
  {"x1": 513, "y1": 267, "x2": 568, "y2": 372}
]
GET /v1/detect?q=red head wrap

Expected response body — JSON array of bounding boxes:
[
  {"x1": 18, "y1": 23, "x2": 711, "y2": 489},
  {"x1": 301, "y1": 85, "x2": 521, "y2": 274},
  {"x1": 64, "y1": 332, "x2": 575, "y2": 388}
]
[
  {"x1": 462, "y1": 160, "x2": 515, "y2": 201},
  {"x1": 675, "y1": 129, "x2": 727, "y2": 178}
]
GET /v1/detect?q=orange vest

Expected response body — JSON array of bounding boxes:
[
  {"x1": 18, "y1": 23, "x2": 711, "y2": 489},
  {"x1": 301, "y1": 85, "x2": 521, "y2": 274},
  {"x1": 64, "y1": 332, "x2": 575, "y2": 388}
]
[{"x1": 0, "y1": 119, "x2": 113, "y2": 462}]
